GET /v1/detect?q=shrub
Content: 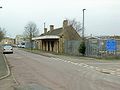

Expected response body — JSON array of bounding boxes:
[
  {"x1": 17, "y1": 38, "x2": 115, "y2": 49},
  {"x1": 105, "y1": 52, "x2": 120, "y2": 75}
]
[{"x1": 78, "y1": 41, "x2": 86, "y2": 56}]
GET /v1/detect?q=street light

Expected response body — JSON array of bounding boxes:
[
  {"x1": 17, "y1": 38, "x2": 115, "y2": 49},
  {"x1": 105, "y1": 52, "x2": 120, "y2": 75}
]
[
  {"x1": 0, "y1": 7, "x2": 2, "y2": 8},
  {"x1": 82, "y1": 9, "x2": 86, "y2": 39}
]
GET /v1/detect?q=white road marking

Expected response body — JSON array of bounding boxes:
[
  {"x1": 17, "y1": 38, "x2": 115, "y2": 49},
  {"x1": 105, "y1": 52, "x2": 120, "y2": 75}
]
[
  {"x1": 67, "y1": 61, "x2": 71, "y2": 63},
  {"x1": 50, "y1": 57, "x2": 120, "y2": 77},
  {"x1": 89, "y1": 66, "x2": 94, "y2": 69},
  {"x1": 15, "y1": 57, "x2": 22, "y2": 59}
]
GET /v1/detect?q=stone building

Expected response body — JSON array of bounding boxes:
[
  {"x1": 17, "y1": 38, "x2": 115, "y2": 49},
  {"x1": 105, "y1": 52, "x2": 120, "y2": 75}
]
[
  {"x1": 32, "y1": 20, "x2": 81, "y2": 53},
  {"x1": 1, "y1": 37, "x2": 15, "y2": 45}
]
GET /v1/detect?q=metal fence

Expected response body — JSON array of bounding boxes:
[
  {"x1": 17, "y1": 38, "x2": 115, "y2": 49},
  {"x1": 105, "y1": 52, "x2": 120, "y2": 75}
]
[
  {"x1": 64, "y1": 40, "x2": 81, "y2": 55},
  {"x1": 85, "y1": 37, "x2": 120, "y2": 57},
  {"x1": 32, "y1": 37, "x2": 120, "y2": 57}
]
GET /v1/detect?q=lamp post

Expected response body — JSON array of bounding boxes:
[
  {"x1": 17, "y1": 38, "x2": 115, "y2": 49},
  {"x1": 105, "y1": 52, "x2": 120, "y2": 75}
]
[
  {"x1": 0, "y1": 7, "x2": 2, "y2": 8},
  {"x1": 82, "y1": 9, "x2": 86, "y2": 39}
]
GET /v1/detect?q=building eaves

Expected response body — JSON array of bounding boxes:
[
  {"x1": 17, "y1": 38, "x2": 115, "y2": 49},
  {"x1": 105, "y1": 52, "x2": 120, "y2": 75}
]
[{"x1": 32, "y1": 35, "x2": 60, "y2": 40}]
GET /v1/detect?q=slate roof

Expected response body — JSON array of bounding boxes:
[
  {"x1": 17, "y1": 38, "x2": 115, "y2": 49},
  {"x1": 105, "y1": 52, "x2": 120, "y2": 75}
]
[
  {"x1": 45, "y1": 28, "x2": 63, "y2": 35},
  {"x1": 40, "y1": 26, "x2": 81, "y2": 40},
  {"x1": 40, "y1": 28, "x2": 63, "y2": 36}
]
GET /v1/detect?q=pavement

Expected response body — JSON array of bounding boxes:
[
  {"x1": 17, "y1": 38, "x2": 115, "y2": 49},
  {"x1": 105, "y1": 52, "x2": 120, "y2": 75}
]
[
  {"x1": 0, "y1": 47, "x2": 15, "y2": 90},
  {"x1": 14, "y1": 84, "x2": 52, "y2": 90},
  {"x1": 0, "y1": 48, "x2": 10, "y2": 79},
  {"x1": 0, "y1": 76, "x2": 15, "y2": 90}
]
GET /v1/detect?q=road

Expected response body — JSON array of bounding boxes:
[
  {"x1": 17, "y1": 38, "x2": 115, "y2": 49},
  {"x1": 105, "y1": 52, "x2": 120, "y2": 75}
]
[{"x1": 6, "y1": 48, "x2": 120, "y2": 90}]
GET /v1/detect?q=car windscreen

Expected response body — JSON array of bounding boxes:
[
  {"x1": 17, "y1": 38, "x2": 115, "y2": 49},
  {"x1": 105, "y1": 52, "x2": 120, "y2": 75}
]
[{"x1": 4, "y1": 46, "x2": 12, "y2": 49}]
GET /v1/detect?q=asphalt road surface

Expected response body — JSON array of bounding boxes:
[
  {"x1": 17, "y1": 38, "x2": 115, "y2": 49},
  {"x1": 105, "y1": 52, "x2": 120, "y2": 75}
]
[{"x1": 6, "y1": 48, "x2": 120, "y2": 90}]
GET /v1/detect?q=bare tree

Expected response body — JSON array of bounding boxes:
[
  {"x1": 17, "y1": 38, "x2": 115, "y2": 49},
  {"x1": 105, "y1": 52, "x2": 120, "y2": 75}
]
[
  {"x1": 24, "y1": 22, "x2": 39, "y2": 49},
  {"x1": 0, "y1": 27, "x2": 6, "y2": 42},
  {"x1": 67, "y1": 18, "x2": 82, "y2": 34}
]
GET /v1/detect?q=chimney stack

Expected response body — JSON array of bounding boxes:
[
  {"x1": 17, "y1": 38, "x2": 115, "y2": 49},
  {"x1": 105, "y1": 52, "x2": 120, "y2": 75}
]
[
  {"x1": 50, "y1": 25, "x2": 54, "y2": 31},
  {"x1": 63, "y1": 20, "x2": 68, "y2": 28},
  {"x1": 44, "y1": 28, "x2": 47, "y2": 34}
]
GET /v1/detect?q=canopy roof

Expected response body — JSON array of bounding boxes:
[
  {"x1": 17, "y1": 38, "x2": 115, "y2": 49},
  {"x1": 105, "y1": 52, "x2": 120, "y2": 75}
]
[{"x1": 32, "y1": 35, "x2": 60, "y2": 40}]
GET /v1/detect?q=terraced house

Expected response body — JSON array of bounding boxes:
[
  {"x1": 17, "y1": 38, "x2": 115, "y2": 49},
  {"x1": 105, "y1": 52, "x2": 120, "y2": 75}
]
[{"x1": 32, "y1": 20, "x2": 81, "y2": 53}]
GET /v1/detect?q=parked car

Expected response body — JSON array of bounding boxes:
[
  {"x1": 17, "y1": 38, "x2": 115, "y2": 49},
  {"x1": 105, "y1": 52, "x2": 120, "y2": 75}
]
[
  {"x1": 3, "y1": 44, "x2": 13, "y2": 54},
  {"x1": 17, "y1": 42, "x2": 26, "y2": 48}
]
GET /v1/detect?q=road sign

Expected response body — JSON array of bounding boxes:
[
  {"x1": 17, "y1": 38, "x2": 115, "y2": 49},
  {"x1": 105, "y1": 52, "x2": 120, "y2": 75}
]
[{"x1": 106, "y1": 39, "x2": 117, "y2": 51}]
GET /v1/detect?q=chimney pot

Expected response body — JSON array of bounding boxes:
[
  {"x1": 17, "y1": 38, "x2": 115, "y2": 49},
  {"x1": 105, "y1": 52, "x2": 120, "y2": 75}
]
[
  {"x1": 63, "y1": 20, "x2": 68, "y2": 28},
  {"x1": 50, "y1": 25, "x2": 54, "y2": 31}
]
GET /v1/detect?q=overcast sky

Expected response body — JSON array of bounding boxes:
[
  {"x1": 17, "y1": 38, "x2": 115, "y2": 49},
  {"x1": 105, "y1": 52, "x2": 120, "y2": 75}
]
[{"x1": 0, "y1": 0, "x2": 120, "y2": 38}]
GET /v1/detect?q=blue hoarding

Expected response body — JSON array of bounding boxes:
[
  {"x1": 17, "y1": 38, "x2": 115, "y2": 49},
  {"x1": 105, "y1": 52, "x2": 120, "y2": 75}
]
[{"x1": 106, "y1": 39, "x2": 117, "y2": 51}]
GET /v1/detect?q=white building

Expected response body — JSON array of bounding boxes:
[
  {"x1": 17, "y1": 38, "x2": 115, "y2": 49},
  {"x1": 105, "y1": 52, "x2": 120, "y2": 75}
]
[{"x1": 15, "y1": 35, "x2": 24, "y2": 45}]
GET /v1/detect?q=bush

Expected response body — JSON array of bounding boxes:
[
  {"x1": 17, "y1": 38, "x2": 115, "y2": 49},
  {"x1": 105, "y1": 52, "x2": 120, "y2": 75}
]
[{"x1": 78, "y1": 41, "x2": 86, "y2": 56}]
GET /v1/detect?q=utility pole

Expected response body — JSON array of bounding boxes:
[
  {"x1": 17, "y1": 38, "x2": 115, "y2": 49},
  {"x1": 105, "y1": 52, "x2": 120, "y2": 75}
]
[
  {"x1": 30, "y1": 27, "x2": 32, "y2": 51},
  {"x1": 79, "y1": 9, "x2": 86, "y2": 56},
  {"x1": 82, "y1": 9, "x2": 86, "y2": 39}
]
